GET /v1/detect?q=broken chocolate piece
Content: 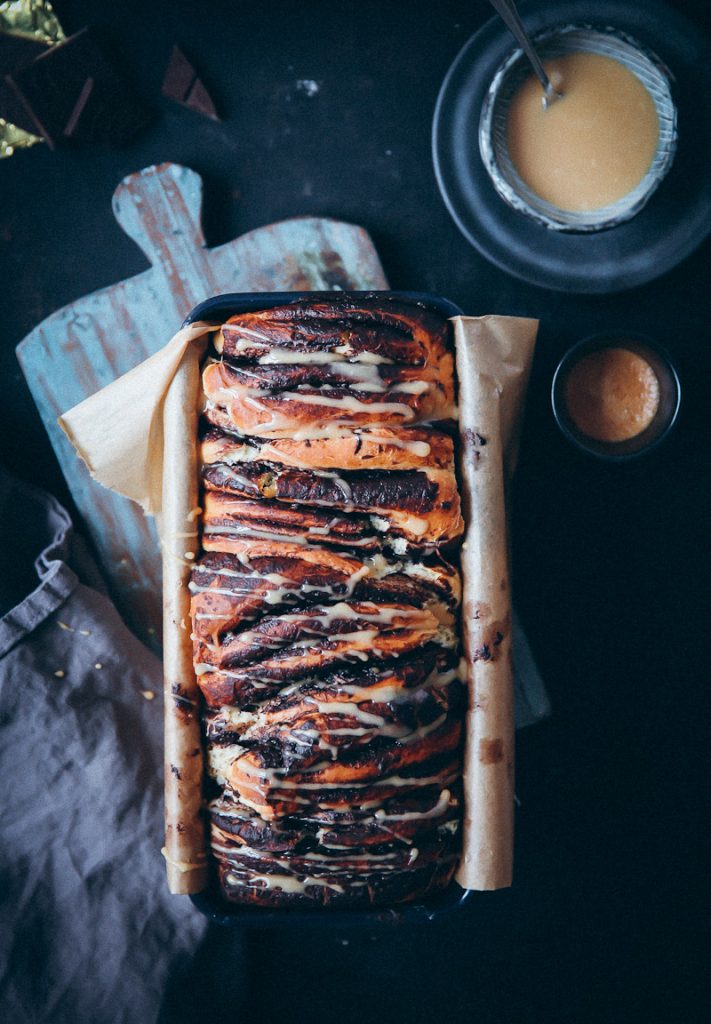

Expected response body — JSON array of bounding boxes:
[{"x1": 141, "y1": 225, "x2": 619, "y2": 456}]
[
  {"x1": 161, "y1": 44, "x2": 194, "y2": 102},
  {"x1": 162, "y1": 44, "x2": 219, "y2": 120},
  {"x1": 5, "y1": 27, "x2": 149, "y2": 148},
  {"x1": 185, "y1": 77, "x2": 219, "y2": 121}
]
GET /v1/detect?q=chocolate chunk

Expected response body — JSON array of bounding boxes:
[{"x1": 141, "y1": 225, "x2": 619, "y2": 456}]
[
  {"x1": 185, "y1": 77, "x2": 219, "y2": 121},
  {"x1": 4, "y1": 28, "x2": 150, "y2": 148},
  {"x1": 162, "y1": 44, "x2": 220, "y2": 120}
]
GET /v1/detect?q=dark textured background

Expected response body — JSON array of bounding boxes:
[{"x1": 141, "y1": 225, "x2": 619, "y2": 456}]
[{"x1": 1, "y1": 2, "x2": 709, "y2": 1021}]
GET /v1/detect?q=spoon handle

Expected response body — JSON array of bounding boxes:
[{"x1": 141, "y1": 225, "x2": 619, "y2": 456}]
[{"x1": 487, "y1": 0, "x2": 557, "y2": 100}]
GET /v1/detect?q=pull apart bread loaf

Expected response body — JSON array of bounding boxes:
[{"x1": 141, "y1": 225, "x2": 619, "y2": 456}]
[{"x1": 191, "y1": 295, "x2": 466, "y2": 907}]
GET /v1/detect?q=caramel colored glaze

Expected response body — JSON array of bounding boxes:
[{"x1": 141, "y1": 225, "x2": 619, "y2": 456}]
[
  {"x1": 506, "y1": 52, "x2": 660, "y2": 212},
  {"x1": 564, "y1": 347, "x2": 660, "y2": 442}
]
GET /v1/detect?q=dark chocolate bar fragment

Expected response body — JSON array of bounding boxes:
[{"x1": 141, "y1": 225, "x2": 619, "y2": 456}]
[{"x1": 162, "y1": 44, "x2": 219, "y2": 120}]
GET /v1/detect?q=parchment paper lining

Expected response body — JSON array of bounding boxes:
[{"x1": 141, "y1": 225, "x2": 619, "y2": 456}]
[
  {"x1": 454, "y1": 316, "x2": 537, "y2": 890},
  {"x1": 59, "y1": 312, "x2": 538, "y2": 896}
]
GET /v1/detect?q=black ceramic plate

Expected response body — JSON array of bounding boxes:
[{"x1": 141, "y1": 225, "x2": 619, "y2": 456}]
[
  {"x1": 432, "y1": 0, "x2": 711, "y2": 293},
  {"x1": 183, "y1": 290, "x2": 474, "y2": 927}
]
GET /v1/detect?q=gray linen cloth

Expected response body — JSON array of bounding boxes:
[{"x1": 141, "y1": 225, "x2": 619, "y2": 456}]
[{"x1": 0, "y1": 470, "x2": 205, "y2": 1024}]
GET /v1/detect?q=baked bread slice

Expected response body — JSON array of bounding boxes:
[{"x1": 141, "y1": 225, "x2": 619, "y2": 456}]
[
  {"x1": 190, "y1": 546, "x2": 460, "y2": 644},
  {"x1": 200, "y1": 426, "x2": 464, "y2": 550}
]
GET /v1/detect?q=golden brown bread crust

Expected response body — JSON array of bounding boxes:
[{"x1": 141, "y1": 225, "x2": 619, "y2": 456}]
[
  {"x1": 191, "y1": 296, "x2": 464, "y2": 907},
  {"x1": 202, "y1": 359, "x2": 455, "y2": 437},
  {"x1": 200, "y1": 463, "x2": 463, "y2": 550},
  {"x1": 205, "y1": 296, "x2": 456, "y2": 441},
  {"x1": 199, "y1": 423, "x2": 464, "y2": 550},
  {"x1": 212, "y1": 840, "x2": 459, "y2": 908},
  {"x1": 194, "y1": 602, "x2": 457, "y2": 708},
  {"x1": 210, "y1": 783, "x2": 462, "y2": 848},
  {"x1": 200, "y1": 424, "x2": 455, "y2": 472},
  {"x1": 227, "y1": 751, "x2": 462, "y2": 821},
  {"x1": 198, "y1": 644, "x2": 457, "y2": 709},
  {"x1": 201, "y1": 493, "x2": 387, "y2": 552},
  {"x1": 230, "y1": 715, "x2": 461, "y2": 794},
  {"x1": 190, "y1": 546, "x2": 460, "y2": 645},
  {"x1": 216, "y1": 296, "x2": 452, "y2": 365},
  {"x1": 204, "y1": 656, "x2": 464, "y2": 765}
]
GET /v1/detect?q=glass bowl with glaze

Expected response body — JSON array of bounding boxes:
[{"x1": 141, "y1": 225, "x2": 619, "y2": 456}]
[
  {"x1": 551, "y1": 332, "x2": 681, "y2": 460},
  {"x1": 479, "y1": 26, "x2": 677, "y2": 232}
]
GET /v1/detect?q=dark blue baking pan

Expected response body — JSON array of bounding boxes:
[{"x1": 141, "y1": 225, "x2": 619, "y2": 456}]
[
  {"x1": 183, "y1": 290, "x2": 474, "y2": 926},
  {"x1": 182, "y1": 289, "x2": 463, "y2": 333}
]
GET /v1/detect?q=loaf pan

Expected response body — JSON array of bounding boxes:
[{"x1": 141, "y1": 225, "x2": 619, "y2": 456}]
[{"x1": 183, "y1": 290, "x2": 474, "y2": 927}]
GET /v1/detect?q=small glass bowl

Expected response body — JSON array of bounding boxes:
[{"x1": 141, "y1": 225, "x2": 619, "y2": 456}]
[
  {"x1": 479, "y1": 25, "x2": 678, "y2": 232},
  {"x1": 551, "y1": 333, "x2": 681, "y2": 460}
]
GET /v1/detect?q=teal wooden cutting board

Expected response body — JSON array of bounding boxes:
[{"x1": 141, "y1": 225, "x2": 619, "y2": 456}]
[{"x1": 16, "y1": 162, "x2": 388, "y2": 647}]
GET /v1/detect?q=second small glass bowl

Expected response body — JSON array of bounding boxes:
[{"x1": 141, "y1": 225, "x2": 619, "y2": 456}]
[{"x1": 551, "y1": 333, "x2": 681, "y2": 460}]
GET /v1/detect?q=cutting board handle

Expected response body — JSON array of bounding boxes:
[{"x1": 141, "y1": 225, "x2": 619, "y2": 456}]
[{"x1": 111, "y1": 163, "x2": 209, "y2": 274}]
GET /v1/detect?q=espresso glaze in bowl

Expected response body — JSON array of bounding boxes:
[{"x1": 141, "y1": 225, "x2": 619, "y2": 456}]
[{"x1": 551, "y1": 333, "x2": 681, "y2": 459}]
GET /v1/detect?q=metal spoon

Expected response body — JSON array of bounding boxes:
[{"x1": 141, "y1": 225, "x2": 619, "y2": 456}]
[{"x1": 488, "y1": 0, "x2": 563, "y2": 108}]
